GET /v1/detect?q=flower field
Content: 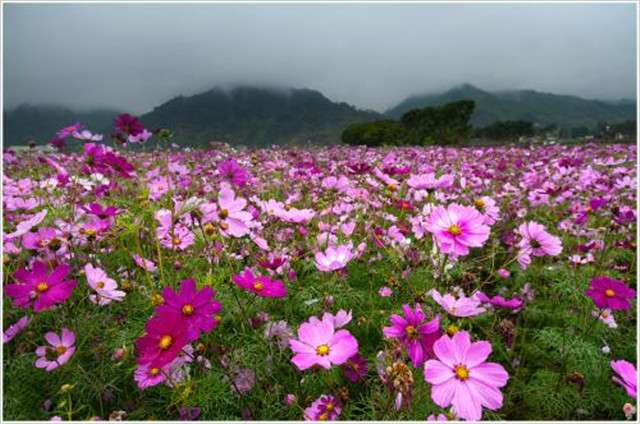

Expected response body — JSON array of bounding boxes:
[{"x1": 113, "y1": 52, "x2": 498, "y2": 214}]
[{"x1": 2, "y1": 121, "x2": 638, "y2": 421}]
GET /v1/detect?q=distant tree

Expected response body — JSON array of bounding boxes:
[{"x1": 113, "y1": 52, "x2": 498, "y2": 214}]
[
  {"x1": 400, "y1": 100, "x2": 475, "y2": 145},
  {"x1": 341, "y1": 120, "x2": 407, "y2": 146},
  {"x1": 569, "y1": 126, "x2": 590, "y2": 138},
  {"x1": 610, "y1": 120, "x2": 637, "y2": 137},
  {"x1": 475, "y1": 120, "x2": 534, "y2": 140}
]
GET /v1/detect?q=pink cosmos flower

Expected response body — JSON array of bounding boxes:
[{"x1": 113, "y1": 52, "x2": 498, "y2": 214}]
[
  {"x1": 379, "y1": 286, "x2": 393, "y2": 297},
  {"x1": 585, "y1": 276, "x2": 636, "y2": 310},
  {"x1": 35, "y1": 328, "x2": 76, "y2": 372},
  {"x1": 72, "y1": 129, "x2": 103, "y2": 142},
  {"x1": 5, "y1": 261, "x2": 77, "y2": 312},
  {"x1": 84, "y1": 263, "x2": 126, "y2": 305},
  {"x1": 3, "y1": 316, "x2": 31, "y2": 344},
  {"x1": 475, "y1": 292, "x2": 523, "y2": 311},
  {"x1": 132, "y1": 254, "x2": 157, "y2": 273},
  {"x1": 473, "y1": 196, "x2": 500, "y2": 225},
  {"x1": 424, "y1": 331, "x2": 509, "y2": 421},
  {"x1": 134, "y1": 363, "x2": 170, "y2": 390},
  {"x1": 425, "y1": 204, "x2": 490, "y2": 257},
  {"x1": 304, "y1": 394, "x2": 342, "y2": 421},
  {"x1": 383, "y1": 304, "x2": 441, "y2": 367},
  {"x1": 21, "y1": 227, "x2": 63, "y2": 252},
  {"x1": 216, "y1": 186, "x2": 253, "y2": 237},
  {"x1": 516, "y1": 221, "x2": 562, "y2": 269},
  {"x1": 218, "y1": 159, "x2": 251, "y2": 187},
  {"x1": 233, "y1": 268, "x2": 288, "y2": 298},
  {"x1": 157, "y1": 278, "x2": 222, "y2": 335},
  {"x1": 289, "y1": 317, "x2": 359, "y2": 370},
  {"x1": 135, "y1": 310, "x2": 197, "y2": 368},
  {"x1": 430, "y1": 290, "x2": 486, "y2": 317},
  {"x1": 315, "y1": 243, "x2": 355, "y2": 272},
  {"x1": 611, "y1": 360, "x2": 637, "y2": 398}
]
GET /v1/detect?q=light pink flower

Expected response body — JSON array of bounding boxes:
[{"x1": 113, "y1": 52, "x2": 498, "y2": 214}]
[
  {"x1": 3, "y1": 316, "x2": 31, "y2": 344},
  {"x1": 430, "y1": 290, "x2": 486, "y2": 317},
  {"x1": 216, "y1": 186, "x2": 253, "y2": 237},
  {"x1": 424, "y1": 331, "x2": 509, "y2": 421},
  {"x1": 425, "y1": 204, "x2": 490, "y2": 257},
  {"x1": 84, "y1": 263, "x2": 126, "y2": 305},
  {"x1": 132, "y1": 254, "x2": 157, "y2": 273},
  {"x1": 35, "y1": 328, "x2": 76, "y2": 372},
  {"x1": 315, "y1": 244, "x2": 355, "y2": 272},
  {"x1": 516, "y1": 221, "x2": 562, "y2": 269},
  {"x1": 289, "y1": 317, "x2": 359, "y2": 370}
]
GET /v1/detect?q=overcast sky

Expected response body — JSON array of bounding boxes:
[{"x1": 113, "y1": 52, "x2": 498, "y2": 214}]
[{"x1": 3, "y1": 3, "x2": 637, "y2": 114}]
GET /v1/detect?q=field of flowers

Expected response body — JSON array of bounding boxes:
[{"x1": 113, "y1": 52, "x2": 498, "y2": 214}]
[{"x1": 2, "y1": 118, "x2": 638, "y2": 421}]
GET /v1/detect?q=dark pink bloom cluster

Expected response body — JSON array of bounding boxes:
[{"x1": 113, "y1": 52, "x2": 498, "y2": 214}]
[
  {"x1": 135, "y1": 279, "x2": 221, "y2": 370},
  {"x1": 383, "y1": 304, "x2": 441, "y2": 367},
  {"x1": 585, "y1": 276, "x2": 636, "y2": 310}
]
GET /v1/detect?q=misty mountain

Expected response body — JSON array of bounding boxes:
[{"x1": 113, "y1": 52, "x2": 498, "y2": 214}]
[
  {"x1": 139, "y1": 86, "x2": 380, "y2": 146},
  {"x1": 386, "y1": 84, "x2": 636, "y2": 129},
  {"x1": 3, "y1": 104, "x2": 119, "y2": 146}
]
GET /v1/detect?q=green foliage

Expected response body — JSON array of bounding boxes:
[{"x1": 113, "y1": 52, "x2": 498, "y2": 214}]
[
  {"x1": 475, "y1": 120, "x2": 535, "y2": 140},
  {"x1": 341, "y1": 120, "x2": 407, "y2": 147},
  {"x1": 342, "y1": 100, "x2": 475, "y2": 146}
]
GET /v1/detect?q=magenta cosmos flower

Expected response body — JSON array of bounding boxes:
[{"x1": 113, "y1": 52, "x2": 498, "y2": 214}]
[
  {"x1": 304, "y1": 394, "x2": 342, "y2": 421},
  {"x1": 218, "y1": 158, "x2": 251, "y2": 187},
  {"x1": 424, "y1": 331, "x2": 509, "y2": 421},
  {"x1": 611, "y1": 359, "x2": 637, "y2": 398},
  {"x1": 315, "y1": 243, "x2": 355, "y2": 272},
  {"x1": 157, "y1": 278, "x2": 222, "y2": 335},
  {"x1": 35, "y1": 328, "x2": 76, "y2": 372},
  {"x1": 585, "y1": 276, "x2": 636, "y2": 310},
  {"x1": 289, "y1": 317, "x2": 359, "y2": 370},
  {"x1": 114, "y1": 113, "x2": 144, "y2": 136},
  {"x1": 425, "y1": 204, "x2": 490, "y2": 257},
  {"x1": 135, "y1": 309, "x2": 197, "y2": 368},
  {"x1": 516, "y1": 221, "x2": 562, "y2": 269},
  {"x1": 233, "y1": 268, "x2": 287, "y2": 298},
  {"x1": 383, "y1": 304, "x2": 441, "y2": 367},
  {"x1": 341, "y1": 353, "x2": 369, "y2": 382},
  {"x1": 430, "y1": 290, "x2": 486, "y2": 317},
  {"x1": 5, "y1": 261, "x2": 77, "y2": 312}
]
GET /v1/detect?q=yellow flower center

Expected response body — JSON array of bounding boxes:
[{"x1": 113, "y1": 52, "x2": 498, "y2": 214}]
[
  {"x1": 214, "y1": 314, "x2": 222, "y2": 321},
  {"x1": 253, "y1": 281, "x2": 264, "y2": 291},
  {"x1": 203, "y1": 223, "x2": 216, "y2": 236},
  {"x1": 158, "y1": 335, "x2": 173, "y2": 350},
  {"x1": 316, "y1": 344, "x2": 330, "y2": 356},
  {"x1": 448, "y1": 224, "x2": 462, "y2": 236},
  {"x1": 318, "y1": 412, "x2": 329, "y2": 421},
  {"x1": 326, "y1": 402, "x2": 334, "y2": 412},
  {"x1": 55, "y1": 345, "x2": 67, "y2": 355},
  {"x1": 182, "y1": 304, "x2": 194, "y2": 316},
  {"x1": 219, "y1": 209, "x2": 229, "y2": 219},
  {"x1": 454, "y1": 364, "x2": 470, "y2": 381},
  {"x1": 474, "y1": 198, "x2": 485, "y2": 208},
  {"x1": 83, "y1": 228, "x2": 97, "y2": 237},
  {"x1": 151, "y1": 293, "x2": 164, "y2": 306},
  {"x1": 405, "y1": 325, "x2": 416, "y2": 337},
  {"x1": 150, "y1": 367, "x2": 160, "y2": 376},
  {"x1": 172, "y1": 237, "x2": 181, "y2": 246},
  {"x1": 36, "y1": 282, "x2": 49, "y2": 293},
  {"x1": 605, "y1": 289, "x2": 616, "y2": 297},
  {"x1": 97, "y1": 281, "x2": 105, "y2": 289},
  {"x1": 447, "y1": 324, "x2": 459, "y2": 336}
]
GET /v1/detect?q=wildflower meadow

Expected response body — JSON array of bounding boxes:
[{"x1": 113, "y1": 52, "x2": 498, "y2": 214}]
[{"x1": 2, "y1": 117, "x2": 638, "y2": 421}]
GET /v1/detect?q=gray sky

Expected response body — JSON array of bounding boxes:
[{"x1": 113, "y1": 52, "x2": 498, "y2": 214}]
[{"x1": 3, "y1": 3, "x2": 637, "y2": 114}]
